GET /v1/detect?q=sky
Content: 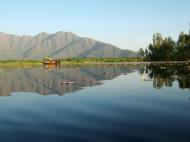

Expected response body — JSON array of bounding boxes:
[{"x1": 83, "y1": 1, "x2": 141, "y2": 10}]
[{"x1": 0, "y1": 0, "x2": 189, "y2": 51}]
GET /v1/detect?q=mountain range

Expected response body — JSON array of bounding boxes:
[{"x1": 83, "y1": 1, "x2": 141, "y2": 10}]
[{"x1": 0, "y1": 31, "x2": 137, "y2": 59}]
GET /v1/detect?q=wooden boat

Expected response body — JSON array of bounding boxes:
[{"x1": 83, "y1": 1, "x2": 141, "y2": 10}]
[{"x1": 43, "y1": 58, "x2": 60, "y2": 65}]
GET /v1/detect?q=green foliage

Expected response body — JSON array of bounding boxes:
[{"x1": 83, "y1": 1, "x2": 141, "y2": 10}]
[
  {"x1": 142, "y1": 32, "x2": 190, "y2": 61},
  {"x1": 0, "y1": 60, "x2": 42, "y2": 67},
  {"x1": 61, "y1": 57, "x2": 144, "y2": 63},
  {"x1": 0, "y1": 59, "x2": 41, "y2": 64},
  {"x1": 0, "y1": 57, "x2": 144, "y2": 67},
  {"x1": 176, "y1": 32, "x2": 190, "y2": 60},
  {"x1": 138, "y1": 48, "x2": 145, "y2": 57}
]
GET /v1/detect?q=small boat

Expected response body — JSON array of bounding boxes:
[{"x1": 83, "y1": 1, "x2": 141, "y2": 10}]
[{"x1": 43, "y1": 58, "x2": 60, "y2": 65}]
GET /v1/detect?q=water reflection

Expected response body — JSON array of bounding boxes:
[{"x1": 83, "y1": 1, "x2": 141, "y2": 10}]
[
  {"x1": 141, "y1": 63, "x2": 190, "y2": 89},
  {"x1": 1, "y1": 63, "x2": 190, "y2": 96},
  {"x1": 0, "y1": 64, "x2": 190, "y2": 142},
  {"x1": 0, "y1": 65, "x2": 136, "y2": 96}
]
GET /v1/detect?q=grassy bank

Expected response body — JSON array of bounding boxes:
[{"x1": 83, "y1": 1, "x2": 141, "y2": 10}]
[
  {"x1": 0, "y1": 58, "x2": 189, "y2": 68},
  {"x1": 61, "y1": 57, "x2": 143, "y2": 63},
  {"x1": 0, "y1": 58, "x2": 143, "y2": 67},
  {"x1": 0, "y1": 60, "x2": 42, "y2": 67}
]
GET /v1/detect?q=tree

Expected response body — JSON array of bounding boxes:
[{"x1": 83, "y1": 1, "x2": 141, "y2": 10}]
[
  {"x1": 176, "y1": 32, "x2": 190, "y2": 60},
  {"x1": 162, "y1": 36, "x2": 175, "y2": 60},
  {"x1": 138, "y1": 48, "x2": 145, "y2": 57},
  {"x1": 145, "y1": 33, "x2": 175, "y2": 61},
  {"x1": 153, "y1": 33, "x2": 164, "y2": 48},
  {"x1": 144, "y1": 31, "x2": 190, "y2": 61}
]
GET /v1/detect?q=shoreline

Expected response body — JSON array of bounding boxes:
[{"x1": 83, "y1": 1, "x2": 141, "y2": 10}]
[{"x1": 0, "y1": 61, "x2": 189, "y2": 68}]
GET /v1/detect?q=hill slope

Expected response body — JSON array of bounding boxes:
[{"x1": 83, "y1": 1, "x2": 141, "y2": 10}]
[{"x1": 0, "y1": 31, "x2": 137, "y2": 59}]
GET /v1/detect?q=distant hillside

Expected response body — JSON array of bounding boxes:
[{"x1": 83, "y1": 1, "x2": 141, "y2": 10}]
[{"x1": 0, "y1": 31, "x2": 138, "y2": 59}]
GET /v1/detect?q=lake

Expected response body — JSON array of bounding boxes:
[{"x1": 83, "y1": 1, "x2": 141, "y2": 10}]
[{"x1": 0, "y1": 64, "x2": 190, "y2": 142}]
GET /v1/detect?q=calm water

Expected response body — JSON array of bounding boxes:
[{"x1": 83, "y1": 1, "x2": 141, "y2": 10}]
[{"x1": 0, "y1": 64, "x2": 190, "y2": 142}]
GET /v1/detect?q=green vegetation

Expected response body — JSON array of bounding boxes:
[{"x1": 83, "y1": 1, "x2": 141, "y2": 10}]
[
  {"x1": 61, "y1": 57, "x2": 143, "y2": 63},
  {"x1": 0, "y1": 57, "x2": 144, "y2": 67},
  {"x1": 0, "y1": 60, "x2": 42, "y2": 68},
  {"x1": 139, "y1": 32, "x2": 190, "y2": 61}
]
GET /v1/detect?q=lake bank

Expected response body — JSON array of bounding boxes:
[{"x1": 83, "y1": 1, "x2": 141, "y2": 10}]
[{"x1": 0, "y1": 60, "x2": 190, "y2": 68}]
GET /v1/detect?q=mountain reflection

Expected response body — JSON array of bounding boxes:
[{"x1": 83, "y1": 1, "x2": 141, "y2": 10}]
[
  {"x1": 0, "y1": 65, "x2": 136, "y2": 96},
  {"x1": 141, "y1": 63, "x2": 190, "y2": 89}
]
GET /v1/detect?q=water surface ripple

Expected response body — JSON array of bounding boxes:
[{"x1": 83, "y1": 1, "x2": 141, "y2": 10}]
[{"x1": 0, "y1": 64, "x2": 190, "y2": 142}]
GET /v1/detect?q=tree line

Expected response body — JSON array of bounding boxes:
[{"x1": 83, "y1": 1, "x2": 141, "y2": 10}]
[{"x1": 138, "y1": 32, "x2": 190, "y2": 61}]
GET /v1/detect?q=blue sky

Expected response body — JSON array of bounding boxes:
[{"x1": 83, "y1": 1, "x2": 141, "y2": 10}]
[{"x1": 0, "y1": 0, "x2": 189, "y2": 51}]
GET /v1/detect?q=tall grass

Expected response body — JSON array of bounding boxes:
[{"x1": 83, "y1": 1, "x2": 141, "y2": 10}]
[{"x1": 0, "y1": 57, "x2": 144, "y2": 67}]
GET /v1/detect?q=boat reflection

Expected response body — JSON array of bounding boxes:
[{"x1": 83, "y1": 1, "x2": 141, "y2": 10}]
[{"x1": 43, "y1": 64, "x2": 61, "y2": 70}]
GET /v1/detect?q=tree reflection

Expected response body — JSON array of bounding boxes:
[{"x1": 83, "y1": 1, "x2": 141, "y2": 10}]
[{"x1": 143, "y1": 63, "x2": 190, "y2": 89}]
